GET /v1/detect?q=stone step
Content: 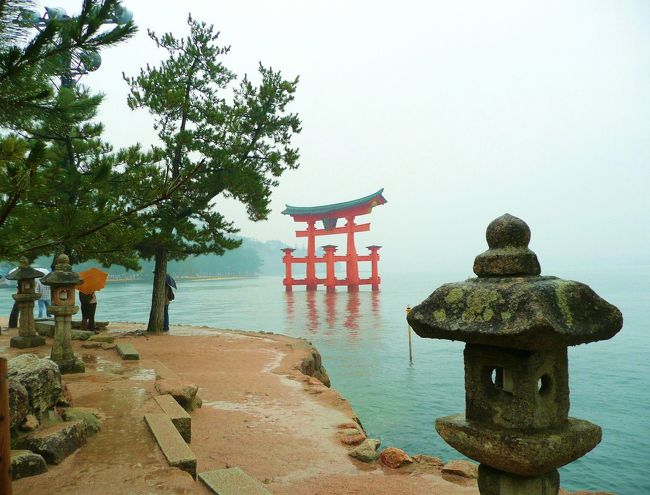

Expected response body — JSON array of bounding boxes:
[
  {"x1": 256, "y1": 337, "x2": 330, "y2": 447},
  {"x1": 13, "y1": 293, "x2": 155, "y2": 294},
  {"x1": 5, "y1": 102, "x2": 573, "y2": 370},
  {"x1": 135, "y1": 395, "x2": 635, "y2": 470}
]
[
  {"x1": 116, "y1": 342, "x2": 139, "y2": 360},
  {"x1": 144, "y1": 413, "x2": 196, "y2": 478},
  {"x1": 11, "y1": 450, "x2": 47, "y2": 480},
  {"x1": 154, "y1": 394, "x2": 191, "y2": 443},
  {"x1": 199, "y1": 467, "x2": 273, "y2": 495}
]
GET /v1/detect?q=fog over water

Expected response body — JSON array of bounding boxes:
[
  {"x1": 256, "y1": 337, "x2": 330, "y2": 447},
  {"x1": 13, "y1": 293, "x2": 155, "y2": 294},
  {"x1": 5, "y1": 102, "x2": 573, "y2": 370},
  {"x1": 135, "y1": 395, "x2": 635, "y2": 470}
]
[{"x1": 44, "y1": 0, "x2": 649, "y2": 274}]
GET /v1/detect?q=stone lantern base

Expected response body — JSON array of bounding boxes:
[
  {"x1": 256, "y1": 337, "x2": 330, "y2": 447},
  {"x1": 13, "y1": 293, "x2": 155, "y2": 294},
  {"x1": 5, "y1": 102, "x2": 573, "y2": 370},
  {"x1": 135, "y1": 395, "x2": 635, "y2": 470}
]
[
  {"x1": 10, "y1": 334, "x2": 46, "y2": 349},
  {"x1": 478, "y1": 464, "x2": 559, "y2": 495}
]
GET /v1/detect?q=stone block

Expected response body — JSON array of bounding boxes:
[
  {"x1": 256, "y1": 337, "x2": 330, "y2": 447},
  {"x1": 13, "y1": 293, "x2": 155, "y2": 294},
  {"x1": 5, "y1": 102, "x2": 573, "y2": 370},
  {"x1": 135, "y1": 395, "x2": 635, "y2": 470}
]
[
  {"x1": 57, "y1": 356, "x2": 85, "y2": 374},
  {"x1": 154, "y1": 394, "x2": 191, "y2": 443},
  {"x1": 19, "y1": 420, "x2": 88, "y2": 464},
  {"x1": 11, "y1": 450, "x2": 47, "y2": 480},
  {"x1": 116, "y1": 342, "x2": 139, "y2": 360},
  {"x1": 155, "y1": 379, "x2": 199, "y2": 411},
  {"x1": 144, "y1": 413, "x2": 196, "y2": 478},
  {"x1": 10, "y1": 334, "x2": 46, "y2": 349},
  {"x1": 199, "y1": 467, "x2": 272, "y2": 495},
  {"x1": 88, "y1": 334, "x2": 114, "y2": 343},
  {"x1": 71, "y1": 330, "x2": 95, "y2": 341},
  {"x1": 35, "y1": 320, "x2": 55, "y2": 337}
]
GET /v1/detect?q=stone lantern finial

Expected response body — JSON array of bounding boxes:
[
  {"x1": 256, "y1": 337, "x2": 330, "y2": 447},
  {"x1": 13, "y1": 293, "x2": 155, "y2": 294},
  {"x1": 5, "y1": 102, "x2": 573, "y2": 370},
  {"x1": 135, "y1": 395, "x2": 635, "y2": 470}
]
[
  {"x1": 55, "y1": 254, "x2": 72, "y2": 272},
  {"x1": 407, "y1": 214, "x2": 623, "y2": 495},
  {"x1": 474, "y1": 214, "x2": 540, "y2": 277}
]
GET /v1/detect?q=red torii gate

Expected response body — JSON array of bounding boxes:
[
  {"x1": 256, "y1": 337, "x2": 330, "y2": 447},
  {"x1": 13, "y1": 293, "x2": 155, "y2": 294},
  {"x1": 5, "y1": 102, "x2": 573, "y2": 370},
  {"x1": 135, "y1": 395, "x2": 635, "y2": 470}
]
[{"x1": 281, "y1": 189, "x2": 387, "y2": 292}]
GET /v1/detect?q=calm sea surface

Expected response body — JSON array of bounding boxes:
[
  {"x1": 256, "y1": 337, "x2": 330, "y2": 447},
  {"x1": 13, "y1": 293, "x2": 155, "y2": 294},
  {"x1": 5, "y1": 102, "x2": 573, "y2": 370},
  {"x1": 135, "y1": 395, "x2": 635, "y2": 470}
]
[{"x1": 1, "y1": 268, "x2": 648, "y2": 494}]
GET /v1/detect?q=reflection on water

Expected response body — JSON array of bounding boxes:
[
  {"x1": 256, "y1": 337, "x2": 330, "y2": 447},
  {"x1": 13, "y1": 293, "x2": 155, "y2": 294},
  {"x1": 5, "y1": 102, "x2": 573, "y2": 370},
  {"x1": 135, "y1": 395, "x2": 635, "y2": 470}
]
[{"x1": 286, "y1": 289, "x2": 380, "y2": 338}]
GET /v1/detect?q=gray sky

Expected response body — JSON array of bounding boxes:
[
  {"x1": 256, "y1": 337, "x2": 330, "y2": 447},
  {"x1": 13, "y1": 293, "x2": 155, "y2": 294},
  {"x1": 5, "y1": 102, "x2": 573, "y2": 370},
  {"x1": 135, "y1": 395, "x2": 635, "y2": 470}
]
[{"x1": 47, "y1": 1, "x2": 649, "y2": 274}]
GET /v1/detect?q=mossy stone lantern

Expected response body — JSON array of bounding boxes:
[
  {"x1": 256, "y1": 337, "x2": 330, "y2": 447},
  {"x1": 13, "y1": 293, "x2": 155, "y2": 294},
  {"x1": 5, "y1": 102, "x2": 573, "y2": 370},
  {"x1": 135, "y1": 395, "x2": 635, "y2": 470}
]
[
  {"x1": 407, "y1": 214, "x2": 622, "y2": 495},
  {"x1": 7, "y1": 257, "x2": 46, "y2": 349},
  {"x1": 41, "y1": 254, "x2": 85, "y2": 374}
]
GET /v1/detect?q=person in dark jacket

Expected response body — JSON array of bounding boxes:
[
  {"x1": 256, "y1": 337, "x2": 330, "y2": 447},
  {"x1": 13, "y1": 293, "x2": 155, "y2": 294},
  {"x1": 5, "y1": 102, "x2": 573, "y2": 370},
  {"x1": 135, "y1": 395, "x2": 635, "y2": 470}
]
[
  {"x1": 163, "y1": 284, "x2": 174, "y2": 332},
  {"x1": 79, "y1": 291, "x2": 97, "y2": 331}
]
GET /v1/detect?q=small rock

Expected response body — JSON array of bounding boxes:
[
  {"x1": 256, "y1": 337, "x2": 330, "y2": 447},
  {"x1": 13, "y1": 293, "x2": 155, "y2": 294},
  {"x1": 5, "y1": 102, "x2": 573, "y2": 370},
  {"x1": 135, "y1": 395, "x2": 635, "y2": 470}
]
[
  {"x1": 11, "y1": 450, "x2": 47, "y2": 480},
  {"x1": 101, "y1": 343, "x2": 116, "y2": 350},
  {"x1": 20, "y1": 414, "x2": 39, "y2": 432},
  {"x1": 88, "y1": 334, "x2": 114, "y2": 343},
  {"x1": 349, "y1": 439, "x2": 381, "y2": 462},
  {"x1": 337, "y1": 427, "x2": 366, "y2": 446},
  {"x1": 379, "y1": 447, "x2": 413, "y2": 469},
  {"x1": 413, "y1": 454, "x2": 444, "y2": 467},
  {"x1": 71, "y1": 330, "x2": 95, "y2": 341},
  {"x1": 155, "y1": 379, "x2": 200, "y2": 411},
  {"x1": 442, "y1": 460, "x2": 479, "y2": 479},
  {"x1": 81, "y1": 342, "x2": 103, "y2": 349},
  {"x1": 61, "y1": 407, "x2": 102, "y2": 435}
]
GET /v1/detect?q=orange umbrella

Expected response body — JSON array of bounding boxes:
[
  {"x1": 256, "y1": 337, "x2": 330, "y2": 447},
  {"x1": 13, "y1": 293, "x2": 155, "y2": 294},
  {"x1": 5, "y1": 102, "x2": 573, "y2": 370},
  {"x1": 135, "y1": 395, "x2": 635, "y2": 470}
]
[{"x1": 77, "y1": 268, "x2": 108, "y2": 294}]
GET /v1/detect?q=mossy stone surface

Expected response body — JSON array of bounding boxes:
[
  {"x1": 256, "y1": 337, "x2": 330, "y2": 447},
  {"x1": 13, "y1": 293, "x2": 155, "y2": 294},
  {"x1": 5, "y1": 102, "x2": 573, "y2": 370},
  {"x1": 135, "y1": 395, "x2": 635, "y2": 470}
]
[
  {"x1": 435, "y1": 414, "x2": 601, "y2": 477},
  {"x1": 408, "y1": 276, "x2": 622, "y2": 351}
]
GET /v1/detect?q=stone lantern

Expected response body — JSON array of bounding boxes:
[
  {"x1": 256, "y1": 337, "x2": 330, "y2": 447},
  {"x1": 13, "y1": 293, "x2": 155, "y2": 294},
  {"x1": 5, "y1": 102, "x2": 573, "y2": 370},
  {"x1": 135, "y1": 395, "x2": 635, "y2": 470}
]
[
  {"x1": 407, "y1": 214, "x2": 622, "y2": 495},
  {"x1": 7, "y1": 257, "x2": 46, "y2": 349},
  {"x1": 41, "y1": 254, "x2": 85, "y2": 374}
]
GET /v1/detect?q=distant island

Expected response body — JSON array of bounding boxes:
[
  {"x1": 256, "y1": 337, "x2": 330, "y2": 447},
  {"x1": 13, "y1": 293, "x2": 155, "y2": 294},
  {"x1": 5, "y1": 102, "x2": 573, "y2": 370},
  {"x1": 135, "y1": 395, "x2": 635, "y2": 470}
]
[{"x1": 0, "y1": 238, "x2": 307, "y2": 284}]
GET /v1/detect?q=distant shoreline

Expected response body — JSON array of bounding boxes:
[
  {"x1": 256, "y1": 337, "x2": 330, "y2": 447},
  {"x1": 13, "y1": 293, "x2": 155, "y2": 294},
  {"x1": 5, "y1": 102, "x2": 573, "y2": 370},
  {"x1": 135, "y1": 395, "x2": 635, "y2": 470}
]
[{"x1": 106, "y1": 275, "x2": 253, "y2": 283}]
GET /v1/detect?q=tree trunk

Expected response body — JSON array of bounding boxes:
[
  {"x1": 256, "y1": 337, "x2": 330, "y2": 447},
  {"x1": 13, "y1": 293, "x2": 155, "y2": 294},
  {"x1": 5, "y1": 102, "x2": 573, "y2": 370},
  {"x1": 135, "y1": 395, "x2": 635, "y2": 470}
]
[{"x1": 146, "y1": 248, "x2": 168, "y2": 333}]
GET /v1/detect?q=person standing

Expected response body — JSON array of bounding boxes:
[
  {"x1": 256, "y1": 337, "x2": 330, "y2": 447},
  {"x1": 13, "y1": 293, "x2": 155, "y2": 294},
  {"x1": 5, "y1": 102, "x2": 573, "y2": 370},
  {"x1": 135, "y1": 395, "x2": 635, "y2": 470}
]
[
  {"x1": 36, "y1": 277, "x2": 51, "y2": 318},
  {"x1": 163, "y1": 284, "x2": 174, "y2": 332},
  {"x1": 79, "y1": 291, "x2": 97, "y2": 332}
]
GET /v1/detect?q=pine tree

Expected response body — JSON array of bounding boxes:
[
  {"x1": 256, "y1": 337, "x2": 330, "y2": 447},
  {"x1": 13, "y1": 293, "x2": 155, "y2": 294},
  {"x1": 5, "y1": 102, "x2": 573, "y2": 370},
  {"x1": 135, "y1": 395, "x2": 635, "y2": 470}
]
[{"x1": 124, "y1": 16, "x2": 301, "y2": 332}]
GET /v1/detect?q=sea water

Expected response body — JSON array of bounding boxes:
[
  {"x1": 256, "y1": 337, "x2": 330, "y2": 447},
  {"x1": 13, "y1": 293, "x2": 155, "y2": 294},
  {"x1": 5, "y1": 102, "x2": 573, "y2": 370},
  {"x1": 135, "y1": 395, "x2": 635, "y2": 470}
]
[{"x1": 1, "y1": 267, "x2": 648, "y2": 494}]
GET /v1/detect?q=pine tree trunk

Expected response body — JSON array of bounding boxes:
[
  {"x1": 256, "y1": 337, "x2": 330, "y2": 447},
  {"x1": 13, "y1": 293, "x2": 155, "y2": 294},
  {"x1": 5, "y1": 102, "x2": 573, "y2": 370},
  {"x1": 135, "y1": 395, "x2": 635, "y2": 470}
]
[{"x1": 146, "y1": 248, "x2": 168, "y2": 333}]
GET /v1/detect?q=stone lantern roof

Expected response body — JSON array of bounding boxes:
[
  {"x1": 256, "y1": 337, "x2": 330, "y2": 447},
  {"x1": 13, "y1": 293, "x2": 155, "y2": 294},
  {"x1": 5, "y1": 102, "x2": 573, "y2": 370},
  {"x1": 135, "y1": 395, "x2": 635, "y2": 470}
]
[
  {"x1": 6, "y1": 257, "x2": 44, "y2": 281},
  {"x1": 407, "y1": 214, "x2": 623, "y2": 351},
  {"x1": 41, "y1": 254, "x2": 80, "y2": 286}
]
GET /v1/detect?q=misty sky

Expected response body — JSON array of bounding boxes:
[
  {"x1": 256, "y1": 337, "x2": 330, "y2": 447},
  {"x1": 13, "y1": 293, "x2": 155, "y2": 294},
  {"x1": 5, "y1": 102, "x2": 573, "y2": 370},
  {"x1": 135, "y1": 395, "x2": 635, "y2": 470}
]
[{"x1": 45, "y1": 1, "x2": 649, "y2": 274}]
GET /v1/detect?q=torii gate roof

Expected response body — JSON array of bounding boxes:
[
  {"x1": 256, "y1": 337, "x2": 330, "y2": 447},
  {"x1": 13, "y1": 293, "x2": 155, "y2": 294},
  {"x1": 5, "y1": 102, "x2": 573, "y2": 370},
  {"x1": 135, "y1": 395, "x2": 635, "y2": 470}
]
[{"x1": 282, "y1": 189, "x2": 387, "y2": 222}]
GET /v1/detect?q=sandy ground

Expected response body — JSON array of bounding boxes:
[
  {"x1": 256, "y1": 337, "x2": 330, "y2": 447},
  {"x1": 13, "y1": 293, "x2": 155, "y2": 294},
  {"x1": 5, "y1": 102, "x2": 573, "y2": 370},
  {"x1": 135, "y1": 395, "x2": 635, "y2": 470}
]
[{"x1": 0, "y1": 318, "x2": 479, "y2": 495}]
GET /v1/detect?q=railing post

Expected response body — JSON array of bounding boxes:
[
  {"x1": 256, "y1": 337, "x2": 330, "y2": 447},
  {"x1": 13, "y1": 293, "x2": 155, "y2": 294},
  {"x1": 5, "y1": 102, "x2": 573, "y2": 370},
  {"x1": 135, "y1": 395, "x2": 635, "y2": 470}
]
[{"x1": 0, "y1": 357, "x2": 12, "y2": 494}]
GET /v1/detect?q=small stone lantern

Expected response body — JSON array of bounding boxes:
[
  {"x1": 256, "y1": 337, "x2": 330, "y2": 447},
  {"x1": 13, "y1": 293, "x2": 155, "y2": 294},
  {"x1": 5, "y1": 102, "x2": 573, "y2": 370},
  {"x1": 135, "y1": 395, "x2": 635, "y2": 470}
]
[
  {"x1": 41, "y1": 254, "x2": 85, "y2": 374},
  {"x1": 407, "y1": 214, "x2": 622, "y2": 495},
  {"x1": 7, "y1": 257, "x2": 46, "y2": 349}
]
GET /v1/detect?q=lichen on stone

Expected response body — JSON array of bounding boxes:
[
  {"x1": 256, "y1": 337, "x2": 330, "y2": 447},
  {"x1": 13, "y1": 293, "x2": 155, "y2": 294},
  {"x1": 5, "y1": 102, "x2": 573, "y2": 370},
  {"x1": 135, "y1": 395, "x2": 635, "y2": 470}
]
[
  {"x1": 554, "y1": 281, "x2": 574, "y2": 328},
  {"x1": 433, "y1": 309, "x2": 447, "y2": 322},
  {"x1": 445, "y1": 288, "x2": 464, "y2": 305},
  {"x1": 461, "y1": 289, "x2": 503, "y2": 323}
]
